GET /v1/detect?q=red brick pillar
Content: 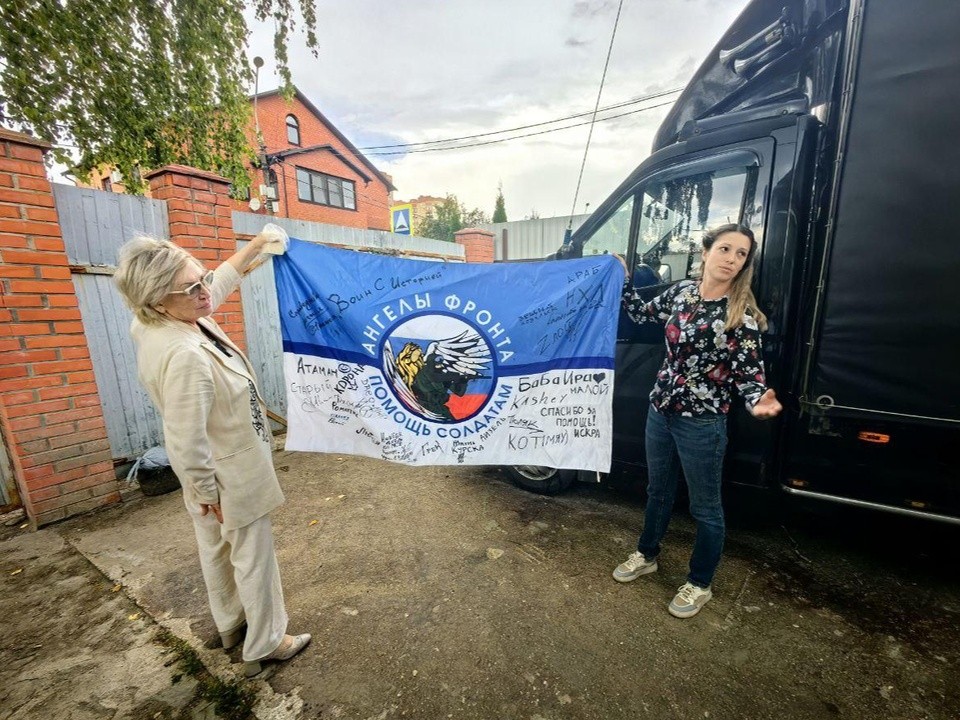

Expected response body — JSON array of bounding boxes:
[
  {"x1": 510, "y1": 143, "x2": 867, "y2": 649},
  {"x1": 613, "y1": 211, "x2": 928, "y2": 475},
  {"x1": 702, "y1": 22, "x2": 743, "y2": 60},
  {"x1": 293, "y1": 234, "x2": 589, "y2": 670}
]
[
  {"x1": 454, "y1": 227, "x2": 495, "y2": 263},
  {"x1": 0, "y1": 129, "x2": 117, "y2": 528},
  {"x1": 145, "y1": 165, "x2": 247, "y2": 350}
]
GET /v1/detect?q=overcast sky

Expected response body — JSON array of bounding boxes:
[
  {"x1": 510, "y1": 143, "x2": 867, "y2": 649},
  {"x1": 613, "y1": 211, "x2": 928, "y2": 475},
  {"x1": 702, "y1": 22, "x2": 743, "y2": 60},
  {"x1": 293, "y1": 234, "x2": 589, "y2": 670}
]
[{"x1": 244, "y1": 0, "x2": 749, "y2": 220}]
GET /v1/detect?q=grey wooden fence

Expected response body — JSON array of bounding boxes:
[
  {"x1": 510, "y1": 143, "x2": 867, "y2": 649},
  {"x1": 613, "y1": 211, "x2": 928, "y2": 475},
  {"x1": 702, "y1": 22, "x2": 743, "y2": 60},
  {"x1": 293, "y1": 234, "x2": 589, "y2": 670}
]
[
  {"x1": 233, "y1": 212, "x2": 465, "y2": 420},
  {"x1": 47, "y1": 190, "x2": 463, "y2": 458},
  {"x1": 0, "y1": 436, "x2": 14, "y2": 507},
  {"x1": 53, "y1": 184, "x2": 169, "y2": 461},
  {"x1": 231, "y1": 212, "x2": 466, "y2": 259},
  {"x1": 479, "y1": 214, "x2": 591, "y2": 261}
]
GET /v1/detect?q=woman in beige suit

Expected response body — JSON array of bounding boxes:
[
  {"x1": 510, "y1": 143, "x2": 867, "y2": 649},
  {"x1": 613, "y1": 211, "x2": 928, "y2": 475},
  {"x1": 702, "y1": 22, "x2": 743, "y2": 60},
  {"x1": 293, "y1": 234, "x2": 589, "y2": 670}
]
[{"x1": 115, "y1": 233, "x2": 309, "y2": 678}]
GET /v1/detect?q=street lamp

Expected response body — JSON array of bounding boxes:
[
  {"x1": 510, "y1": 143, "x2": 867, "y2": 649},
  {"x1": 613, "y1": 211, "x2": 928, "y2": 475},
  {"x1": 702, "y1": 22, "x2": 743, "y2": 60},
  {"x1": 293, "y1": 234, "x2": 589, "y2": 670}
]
[
  {"x1": 252, "y1": 56, "x2": 264, "y2": 140},
  {"x1": 251, "y1": 56, "x2": 272, "y2": 215}
]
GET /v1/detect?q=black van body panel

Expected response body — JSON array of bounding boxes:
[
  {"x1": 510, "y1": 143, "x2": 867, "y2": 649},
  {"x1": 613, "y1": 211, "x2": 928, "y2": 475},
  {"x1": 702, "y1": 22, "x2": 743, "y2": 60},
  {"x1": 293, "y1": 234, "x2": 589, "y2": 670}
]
[
  {"x1": 803, "y1": 0, "x2": 960, "y2": 423},
  {"x1": 781, "y1": 0, "x2": 960, "y2": 517},
  {"x1": 554, "y1": 0, "x2": 960, "y2": 520},
  {"x1": 653, "y1": 0, "x2": 848, "y2": 152}
]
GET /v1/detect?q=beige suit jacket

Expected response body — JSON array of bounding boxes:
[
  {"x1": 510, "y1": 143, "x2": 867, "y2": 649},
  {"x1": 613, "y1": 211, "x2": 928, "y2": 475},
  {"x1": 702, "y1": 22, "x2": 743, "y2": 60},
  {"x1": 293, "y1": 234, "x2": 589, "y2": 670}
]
[{"x1": 131, "y1": 263, "x2": 284, "y2": 530}]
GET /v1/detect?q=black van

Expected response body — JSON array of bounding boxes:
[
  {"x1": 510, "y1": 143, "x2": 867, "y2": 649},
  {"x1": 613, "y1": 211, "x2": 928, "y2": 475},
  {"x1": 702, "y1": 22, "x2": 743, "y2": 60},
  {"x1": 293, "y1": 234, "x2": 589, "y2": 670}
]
[{"x1": 508, "y1": 0, "x2": 960, "y2": 524}]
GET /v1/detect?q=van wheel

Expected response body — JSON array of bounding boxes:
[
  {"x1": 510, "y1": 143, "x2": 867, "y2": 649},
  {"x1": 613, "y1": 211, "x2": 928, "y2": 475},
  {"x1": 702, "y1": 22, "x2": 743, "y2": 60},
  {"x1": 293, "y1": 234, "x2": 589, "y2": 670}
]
[{"x1": 504, "y1": 465, "x2": 576, "y2": 495}]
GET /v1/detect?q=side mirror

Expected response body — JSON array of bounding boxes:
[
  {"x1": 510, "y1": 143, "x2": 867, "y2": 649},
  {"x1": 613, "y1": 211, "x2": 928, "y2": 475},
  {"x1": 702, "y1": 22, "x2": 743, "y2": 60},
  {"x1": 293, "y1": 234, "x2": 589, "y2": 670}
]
[
  {"x1": 632, "y1": 263, "x2": 661, "y2": 288},
  {"x1": 556, "y1": 242, "x2": 583, "y2": 260}
]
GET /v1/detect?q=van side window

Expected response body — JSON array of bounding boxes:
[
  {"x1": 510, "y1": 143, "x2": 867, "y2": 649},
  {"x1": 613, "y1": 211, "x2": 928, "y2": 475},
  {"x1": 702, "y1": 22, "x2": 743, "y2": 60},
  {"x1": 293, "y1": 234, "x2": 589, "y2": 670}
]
[
  {"x1": 635, "y1": 167, "x2": 754, "y2": 281},
  {"x1": 582, "y1": 195, "x2": 634, "y2": 257}
]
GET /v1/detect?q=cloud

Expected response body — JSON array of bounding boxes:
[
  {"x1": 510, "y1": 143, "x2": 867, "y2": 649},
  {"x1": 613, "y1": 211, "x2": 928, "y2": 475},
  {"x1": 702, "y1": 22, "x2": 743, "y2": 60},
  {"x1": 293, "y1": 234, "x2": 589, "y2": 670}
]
[
  {"x1": 245, "y1": 0, "x2": 749, "y2": 217},
  {"x1": 572, "y1": 1, "x2": 619, "y2": 19}
]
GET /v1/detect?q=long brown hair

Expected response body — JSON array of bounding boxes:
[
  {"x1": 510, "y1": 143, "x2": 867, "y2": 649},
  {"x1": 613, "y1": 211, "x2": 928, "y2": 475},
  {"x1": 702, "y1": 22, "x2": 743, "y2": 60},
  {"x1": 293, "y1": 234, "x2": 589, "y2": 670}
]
[{"x1": 701, "y1": 224, "x2": 767, "y2": 332}]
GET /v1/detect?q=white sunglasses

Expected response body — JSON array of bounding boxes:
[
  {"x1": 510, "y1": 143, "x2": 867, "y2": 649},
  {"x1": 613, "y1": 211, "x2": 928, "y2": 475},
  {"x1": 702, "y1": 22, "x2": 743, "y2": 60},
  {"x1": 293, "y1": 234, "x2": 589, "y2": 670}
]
[{"x1": 169, "y1": 270, "x2": 215, "y2": 298}]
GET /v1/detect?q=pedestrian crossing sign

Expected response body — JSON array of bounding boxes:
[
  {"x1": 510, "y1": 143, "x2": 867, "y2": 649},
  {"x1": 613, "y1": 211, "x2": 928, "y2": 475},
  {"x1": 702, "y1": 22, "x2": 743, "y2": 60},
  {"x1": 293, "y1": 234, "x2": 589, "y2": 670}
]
[{"x1": 391, "y1": 204, "x2": 412, "y2": 235}]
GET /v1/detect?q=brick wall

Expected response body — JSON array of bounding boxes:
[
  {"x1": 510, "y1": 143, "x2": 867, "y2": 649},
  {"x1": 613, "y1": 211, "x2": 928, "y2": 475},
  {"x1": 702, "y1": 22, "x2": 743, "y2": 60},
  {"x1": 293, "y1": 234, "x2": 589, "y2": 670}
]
[
  {"x1": 0, "y1": 143, "x2": 256, "y2": 528},
  {"x1": 454, "y1": 228, "x2": 495, "y2": 263},
  {"x1": 238, "y1": 92, "x2": 392, "y2": 232},
  {"x1": 146, "y1": 165, "x2": 247, "y2": 351},
  {"x1": 0, "y1": 129, "x2": 118, "y2": 527}
]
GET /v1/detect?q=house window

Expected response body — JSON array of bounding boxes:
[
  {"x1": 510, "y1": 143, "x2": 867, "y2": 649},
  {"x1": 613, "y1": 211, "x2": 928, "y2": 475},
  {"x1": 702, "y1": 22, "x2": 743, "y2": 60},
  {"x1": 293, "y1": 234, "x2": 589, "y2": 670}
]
[
  {"x1": 286, "y1": 114, "x2": 300, "y2": 145},
  {"x1": 295, "y1": 167, "x2": 356, "y2": 210},
  {"x1": 101, "y1": 176, "x2": 113, "y2": 192}
]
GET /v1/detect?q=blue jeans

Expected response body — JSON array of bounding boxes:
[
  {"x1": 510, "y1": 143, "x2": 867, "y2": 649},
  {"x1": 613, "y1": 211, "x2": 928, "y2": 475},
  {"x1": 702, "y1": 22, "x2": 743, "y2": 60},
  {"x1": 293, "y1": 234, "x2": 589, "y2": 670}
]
[{"x1": 637, "y1": 405, "x2": 728, "y2": 588}]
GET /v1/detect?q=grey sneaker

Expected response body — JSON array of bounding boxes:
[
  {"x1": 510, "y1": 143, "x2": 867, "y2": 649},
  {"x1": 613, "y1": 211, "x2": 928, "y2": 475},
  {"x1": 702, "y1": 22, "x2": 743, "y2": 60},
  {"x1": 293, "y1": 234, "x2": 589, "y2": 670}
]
[
  {"x1": 613, "y1": 551, "x2": 658, "y2": 583},
  {"x1": 668, "y1": 582, "x2": 713, "y2": 618}
]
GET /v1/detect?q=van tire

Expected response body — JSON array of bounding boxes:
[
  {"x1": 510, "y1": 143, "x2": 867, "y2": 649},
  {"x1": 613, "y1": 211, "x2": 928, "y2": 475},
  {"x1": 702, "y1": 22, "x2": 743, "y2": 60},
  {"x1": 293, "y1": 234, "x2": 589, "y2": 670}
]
[{"x1": 504, "y1": 466, "x2": 576, "y2": 495}]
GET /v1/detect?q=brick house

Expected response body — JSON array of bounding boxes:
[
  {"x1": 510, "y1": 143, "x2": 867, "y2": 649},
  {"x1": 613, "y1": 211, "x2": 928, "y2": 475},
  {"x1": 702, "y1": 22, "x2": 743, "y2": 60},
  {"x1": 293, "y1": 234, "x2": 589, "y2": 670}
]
[
  {"x1": 242, "y1": 88, "x2": 395, "y2": 231},
  {"x1": 75, "y1": 87, "x2": 395, "y2": 232}
]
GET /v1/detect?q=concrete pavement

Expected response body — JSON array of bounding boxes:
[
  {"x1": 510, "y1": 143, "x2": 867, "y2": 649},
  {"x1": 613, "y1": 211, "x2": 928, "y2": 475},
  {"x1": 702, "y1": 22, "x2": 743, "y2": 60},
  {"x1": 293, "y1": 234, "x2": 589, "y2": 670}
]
[{"x1": 2, "y1": 444, "x2": 958, "y2": 720}]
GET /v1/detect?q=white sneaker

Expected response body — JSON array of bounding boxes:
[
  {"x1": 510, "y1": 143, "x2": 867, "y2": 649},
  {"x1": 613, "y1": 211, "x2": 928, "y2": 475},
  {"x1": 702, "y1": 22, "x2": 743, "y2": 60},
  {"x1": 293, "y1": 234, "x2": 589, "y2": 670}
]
[
  {"x1": 612, "y1": 551, "x2": 658, "y2": 583},
  {"x1": 668, "y1": 582, "x2": 712, "y2": 618}
]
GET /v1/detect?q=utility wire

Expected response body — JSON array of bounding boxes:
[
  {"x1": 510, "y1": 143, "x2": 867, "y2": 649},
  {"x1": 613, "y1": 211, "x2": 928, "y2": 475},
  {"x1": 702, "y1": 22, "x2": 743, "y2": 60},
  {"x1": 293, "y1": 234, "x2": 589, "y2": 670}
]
[
  {"x1": 364, "y1": 99, "x2": 674, "y2": 156},
  {"x1": 569, "y1": 0, "x2": 625, "y2": 229},
  {"x1": 357, "y1": 86, "x2": 681, "y2": 150}
]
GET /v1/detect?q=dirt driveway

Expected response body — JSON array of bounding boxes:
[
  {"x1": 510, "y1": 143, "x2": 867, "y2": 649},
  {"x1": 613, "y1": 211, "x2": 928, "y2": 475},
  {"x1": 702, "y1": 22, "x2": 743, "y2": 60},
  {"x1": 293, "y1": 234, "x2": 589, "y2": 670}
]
[{"x1": 7, "y1": 446, "x2": 960, "y2": 720}]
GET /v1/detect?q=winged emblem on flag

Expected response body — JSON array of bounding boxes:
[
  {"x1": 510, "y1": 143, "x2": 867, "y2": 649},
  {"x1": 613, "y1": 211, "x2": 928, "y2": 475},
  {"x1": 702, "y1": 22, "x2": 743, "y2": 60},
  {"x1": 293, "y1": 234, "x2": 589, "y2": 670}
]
[{"x1": 382, "y1": 328, "x2": 492, "y2": 421}]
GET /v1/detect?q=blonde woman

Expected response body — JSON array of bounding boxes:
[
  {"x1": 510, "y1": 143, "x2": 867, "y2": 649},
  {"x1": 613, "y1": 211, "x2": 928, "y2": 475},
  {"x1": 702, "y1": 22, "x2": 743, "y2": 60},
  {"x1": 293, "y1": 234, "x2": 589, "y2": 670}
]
[
  {"x1": 115, "y1": 233, "x2": 310, "y2": 676},
  {"x1": 612, "y1": 224, "x2": 782, "y2": 618}
]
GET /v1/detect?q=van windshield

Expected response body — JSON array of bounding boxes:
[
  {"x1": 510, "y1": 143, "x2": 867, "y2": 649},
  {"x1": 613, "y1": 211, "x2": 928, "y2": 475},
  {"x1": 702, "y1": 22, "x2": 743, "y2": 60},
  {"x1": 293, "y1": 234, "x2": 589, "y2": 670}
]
[{"x1": 637, "y1": 166, "x2": 755, "y2": 281}]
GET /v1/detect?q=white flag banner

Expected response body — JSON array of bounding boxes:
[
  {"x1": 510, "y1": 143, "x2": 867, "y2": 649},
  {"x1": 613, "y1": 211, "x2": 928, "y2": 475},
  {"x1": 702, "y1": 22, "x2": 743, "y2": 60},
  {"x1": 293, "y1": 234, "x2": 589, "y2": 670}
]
[{"x1": 275, "y1": 240, "x2": 622, "y2": 471}]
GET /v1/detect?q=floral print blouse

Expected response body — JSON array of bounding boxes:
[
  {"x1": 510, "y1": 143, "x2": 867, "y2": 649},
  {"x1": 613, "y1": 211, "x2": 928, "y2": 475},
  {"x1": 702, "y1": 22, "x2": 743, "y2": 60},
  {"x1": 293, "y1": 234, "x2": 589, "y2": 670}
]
[{"x1": 622, "y1": 279, "x2": 767, "y2": 416}]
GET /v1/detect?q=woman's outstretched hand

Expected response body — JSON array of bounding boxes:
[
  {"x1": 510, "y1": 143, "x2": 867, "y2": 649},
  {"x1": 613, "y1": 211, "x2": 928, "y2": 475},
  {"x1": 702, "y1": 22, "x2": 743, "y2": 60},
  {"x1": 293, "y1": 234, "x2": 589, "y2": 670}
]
[{"x1": 750, "y1": 389, "x2": 783, "y2": 419}]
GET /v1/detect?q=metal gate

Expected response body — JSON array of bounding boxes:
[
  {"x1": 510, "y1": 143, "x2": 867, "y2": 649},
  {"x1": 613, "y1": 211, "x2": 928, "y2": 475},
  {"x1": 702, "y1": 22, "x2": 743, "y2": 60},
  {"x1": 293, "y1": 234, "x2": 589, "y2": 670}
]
[{"x1": 53, "y1": 185, "x2": 168, "y2": 460}]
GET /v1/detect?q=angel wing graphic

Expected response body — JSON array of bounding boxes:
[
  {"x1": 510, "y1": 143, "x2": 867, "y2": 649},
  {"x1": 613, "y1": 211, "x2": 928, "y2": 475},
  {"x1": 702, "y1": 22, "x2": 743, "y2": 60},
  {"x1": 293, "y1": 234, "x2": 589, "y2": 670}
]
[{"x1": 382, "y1": 328, "x2": 492, "y2": 421}]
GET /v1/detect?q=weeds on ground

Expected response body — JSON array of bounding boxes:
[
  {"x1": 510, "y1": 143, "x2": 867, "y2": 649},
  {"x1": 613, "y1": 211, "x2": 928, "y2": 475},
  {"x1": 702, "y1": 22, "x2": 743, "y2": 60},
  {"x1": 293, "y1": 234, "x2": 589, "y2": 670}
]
[{"x1": 155, "y1": 628, "x2": 256, "y2": 720}]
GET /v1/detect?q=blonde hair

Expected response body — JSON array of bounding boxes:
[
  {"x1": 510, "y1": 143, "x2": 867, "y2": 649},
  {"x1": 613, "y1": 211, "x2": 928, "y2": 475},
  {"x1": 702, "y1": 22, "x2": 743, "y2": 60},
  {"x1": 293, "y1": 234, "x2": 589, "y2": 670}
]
[
  {"x1": 701, "y1": 224, "x2": 768, "y2": 332},
  {"x1": 114, "y1": 235, "x2": 199, "y2": 325}
]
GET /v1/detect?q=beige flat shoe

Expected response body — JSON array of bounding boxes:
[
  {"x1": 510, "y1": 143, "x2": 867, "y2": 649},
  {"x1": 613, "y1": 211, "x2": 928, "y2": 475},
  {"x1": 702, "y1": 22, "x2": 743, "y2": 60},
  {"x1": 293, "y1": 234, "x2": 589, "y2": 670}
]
[{"x1": 243, "y1": 633, "x2": 311, "y2": 678}]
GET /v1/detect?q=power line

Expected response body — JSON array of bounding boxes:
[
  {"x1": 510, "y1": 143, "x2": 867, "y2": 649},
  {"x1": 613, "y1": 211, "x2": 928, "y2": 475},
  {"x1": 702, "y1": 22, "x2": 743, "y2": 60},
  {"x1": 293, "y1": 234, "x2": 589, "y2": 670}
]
[
  {"x1": 357, "y1": 86, "x2": 682, "y2": 151},
  {"x1": 364, "y1": 99, "x2": 675, "y2": 156},
  {"x1": 40, "y1": 88, "x2": 681, "y2": 161},
  {"x1": 570, "y1": 0, "x2": 625, "y2": 227}
]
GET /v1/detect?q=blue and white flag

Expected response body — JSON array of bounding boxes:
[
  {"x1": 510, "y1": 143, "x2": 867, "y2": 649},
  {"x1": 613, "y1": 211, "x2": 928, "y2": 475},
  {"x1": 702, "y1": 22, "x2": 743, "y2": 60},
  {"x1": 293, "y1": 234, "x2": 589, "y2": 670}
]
[{"x1": 274, "y1": 240, "x2": 622, "y2": 471}]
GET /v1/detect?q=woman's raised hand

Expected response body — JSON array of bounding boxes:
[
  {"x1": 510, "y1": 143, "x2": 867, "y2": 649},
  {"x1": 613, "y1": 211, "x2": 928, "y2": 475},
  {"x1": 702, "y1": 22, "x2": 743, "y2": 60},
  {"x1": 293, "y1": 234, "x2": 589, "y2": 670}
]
[
  {"x1": 258, "y1": 223, "x2": 289, "y2": 255},
  {"x1": 612, "y1": 253, "x2": 629, "y2": 280},
  {"x1": 750, "y1": 389, "x2": 783, "y2": 419}
]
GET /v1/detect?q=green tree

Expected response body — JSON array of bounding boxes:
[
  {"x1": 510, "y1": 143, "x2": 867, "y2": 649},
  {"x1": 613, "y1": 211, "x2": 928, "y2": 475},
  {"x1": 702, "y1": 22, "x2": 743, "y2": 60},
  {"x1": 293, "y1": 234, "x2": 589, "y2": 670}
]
[
  {"x1": 492, "y1": 182, "x2": 507, "y2": 223},
  {"x1": 0, "y1": 0, "x2": 319, "y2": 194},
  {"x1": 461, "y1": 204, "x2": 490, "y2": 228},
  {"x1": 418, "y1": 195, "x2": 462, "y2": 243},
  {"x1": 418, "y1": 194, "x2": 489, "y2": 242}
]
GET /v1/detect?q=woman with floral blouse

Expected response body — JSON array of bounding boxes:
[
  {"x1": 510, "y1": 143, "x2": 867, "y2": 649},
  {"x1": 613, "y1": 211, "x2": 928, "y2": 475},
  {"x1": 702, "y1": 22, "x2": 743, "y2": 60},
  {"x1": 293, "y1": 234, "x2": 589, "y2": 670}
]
[{"x1": 612, "y1": 223, "x2": 782, "y2": 618}]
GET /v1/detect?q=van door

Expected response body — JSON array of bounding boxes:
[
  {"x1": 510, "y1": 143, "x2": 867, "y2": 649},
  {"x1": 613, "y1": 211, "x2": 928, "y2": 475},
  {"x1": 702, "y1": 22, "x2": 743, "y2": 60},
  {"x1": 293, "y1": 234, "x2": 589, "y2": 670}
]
[{"x1": 575, "y1": 139, "x2": 775, "y2": 474}]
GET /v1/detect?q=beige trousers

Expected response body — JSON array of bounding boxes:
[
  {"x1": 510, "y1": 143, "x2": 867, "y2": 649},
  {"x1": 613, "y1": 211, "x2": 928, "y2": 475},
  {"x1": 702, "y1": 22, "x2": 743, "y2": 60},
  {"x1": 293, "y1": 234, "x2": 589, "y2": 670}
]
[{"x1": 189, "y1": 506, "x2": 288, "y2": 661}]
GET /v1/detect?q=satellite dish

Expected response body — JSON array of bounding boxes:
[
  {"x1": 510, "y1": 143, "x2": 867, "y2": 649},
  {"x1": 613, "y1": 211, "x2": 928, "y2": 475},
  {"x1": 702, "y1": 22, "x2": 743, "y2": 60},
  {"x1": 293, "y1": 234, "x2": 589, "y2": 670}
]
[{"x1": 249, "y1": 197, "x2": 262, "y2": 212}]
